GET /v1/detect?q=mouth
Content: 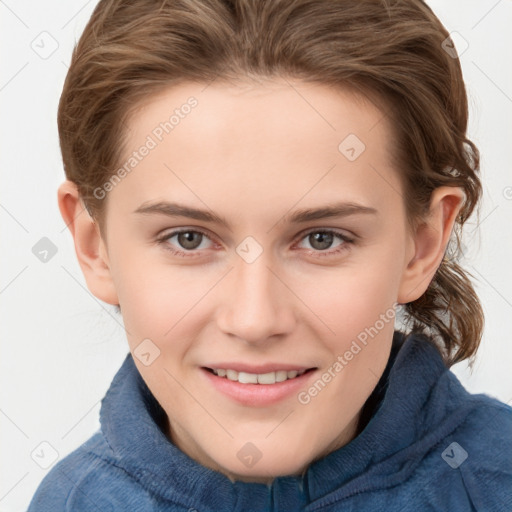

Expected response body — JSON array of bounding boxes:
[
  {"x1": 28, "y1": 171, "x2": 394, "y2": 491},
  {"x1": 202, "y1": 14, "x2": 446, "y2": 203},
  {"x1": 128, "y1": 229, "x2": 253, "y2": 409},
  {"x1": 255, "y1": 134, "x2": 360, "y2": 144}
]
[
  {"x1": 200, "y1": 366, "x2": 319, "y2": 406},
  {"x1": 202, "y1": 366, "x2": 317, "y2": 384}
]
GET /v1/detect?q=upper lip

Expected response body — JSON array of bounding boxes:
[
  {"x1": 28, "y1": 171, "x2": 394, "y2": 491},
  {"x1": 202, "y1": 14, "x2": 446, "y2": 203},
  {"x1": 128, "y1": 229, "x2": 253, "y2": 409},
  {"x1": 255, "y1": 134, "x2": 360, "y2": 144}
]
[{"x1": 203, "y1": 363, "x2": 317, "y2": 374}]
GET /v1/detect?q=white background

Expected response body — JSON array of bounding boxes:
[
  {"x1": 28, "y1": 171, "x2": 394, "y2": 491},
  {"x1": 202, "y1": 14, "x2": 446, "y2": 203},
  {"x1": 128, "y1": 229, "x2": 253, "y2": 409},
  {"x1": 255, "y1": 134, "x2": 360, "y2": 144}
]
[{"x1": 1, "y1": 1, "x2": 511, "y2": 510}]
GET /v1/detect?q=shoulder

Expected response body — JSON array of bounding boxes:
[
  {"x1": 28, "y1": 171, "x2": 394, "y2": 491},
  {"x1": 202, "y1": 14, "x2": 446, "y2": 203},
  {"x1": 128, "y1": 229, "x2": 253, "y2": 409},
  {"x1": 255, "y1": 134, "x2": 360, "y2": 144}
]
[
  {"x1": 27, "y1": 432, "x2": 159, "y2": 512},
  {"x1": 420, "y1": 391, "x2": 512, "y2": 512},
  {"x1": 453, "y1": 393, "x2": 512, "y2": 509},
  {"x1": 455, "y1": 391, "x2": 512, "y2": 446},
  {"x1": 440, "y1": 375, "x2": 512, "y2": 467}
]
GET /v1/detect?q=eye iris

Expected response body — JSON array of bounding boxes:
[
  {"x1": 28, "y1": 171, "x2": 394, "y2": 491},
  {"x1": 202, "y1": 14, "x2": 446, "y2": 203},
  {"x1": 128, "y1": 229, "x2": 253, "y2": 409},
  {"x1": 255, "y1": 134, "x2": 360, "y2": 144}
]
[
  {"x1": 178, "y1": 231, "x2": 202, "y2": 250},
  {"x1": 310, "y1": 232, "x2": 333, "y2": 250}
]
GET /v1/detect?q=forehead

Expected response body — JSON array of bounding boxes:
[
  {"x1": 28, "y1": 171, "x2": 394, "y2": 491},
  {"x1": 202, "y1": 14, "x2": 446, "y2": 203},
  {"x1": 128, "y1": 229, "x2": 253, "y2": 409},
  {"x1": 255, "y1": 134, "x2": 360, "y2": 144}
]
[
  {"x1": 125, "y1": 77, "x2": 389, "y2": 149},
  {"x1": 107, "y1": 78, "x2": 402, "y2": 223}
]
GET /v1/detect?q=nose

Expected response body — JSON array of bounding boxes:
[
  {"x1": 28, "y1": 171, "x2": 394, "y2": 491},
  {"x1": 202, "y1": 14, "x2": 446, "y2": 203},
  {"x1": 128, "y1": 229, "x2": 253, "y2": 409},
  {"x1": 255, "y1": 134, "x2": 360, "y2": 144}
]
[{"x1": 215, "y1": 250, "x2": 296, "y2": 346}]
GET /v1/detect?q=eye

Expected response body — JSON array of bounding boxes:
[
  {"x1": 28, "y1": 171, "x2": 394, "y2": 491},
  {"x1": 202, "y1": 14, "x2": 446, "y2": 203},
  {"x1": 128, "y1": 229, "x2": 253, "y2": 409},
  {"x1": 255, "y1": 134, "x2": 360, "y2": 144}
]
[
  {"x1": 294, "y1": 229, "x2": 354, "y2": 257},
  {"x1": 156, "y1": 228, "x2": 355, "y2": 259},
  {"x1": 156, "y1": 228, "x2": 215, "y2": 257}
]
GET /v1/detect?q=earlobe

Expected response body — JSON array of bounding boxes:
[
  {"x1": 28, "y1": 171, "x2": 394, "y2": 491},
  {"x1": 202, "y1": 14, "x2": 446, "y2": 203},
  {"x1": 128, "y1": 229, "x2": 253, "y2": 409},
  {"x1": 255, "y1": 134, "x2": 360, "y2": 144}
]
[
  {"x1": 397, "y1": 186, "x2": 465, "y2": 305},
  {"x1": 57, "y1": 180, "x2": 119, "y2": 306}
]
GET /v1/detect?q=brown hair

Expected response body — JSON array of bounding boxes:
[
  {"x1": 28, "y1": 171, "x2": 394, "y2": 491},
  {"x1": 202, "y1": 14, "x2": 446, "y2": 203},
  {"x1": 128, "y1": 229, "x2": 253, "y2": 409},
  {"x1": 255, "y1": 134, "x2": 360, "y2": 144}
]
[{"x1": 58, "y1": 0, "x2": 483, "y2": 366}]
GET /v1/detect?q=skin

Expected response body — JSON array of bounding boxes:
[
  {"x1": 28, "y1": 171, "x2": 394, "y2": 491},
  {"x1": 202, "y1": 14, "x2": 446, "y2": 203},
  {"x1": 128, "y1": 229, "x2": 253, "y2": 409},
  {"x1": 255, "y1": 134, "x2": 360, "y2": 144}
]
[{"x1": 58, "y1": 78, "x2": 464, "y2": 485}]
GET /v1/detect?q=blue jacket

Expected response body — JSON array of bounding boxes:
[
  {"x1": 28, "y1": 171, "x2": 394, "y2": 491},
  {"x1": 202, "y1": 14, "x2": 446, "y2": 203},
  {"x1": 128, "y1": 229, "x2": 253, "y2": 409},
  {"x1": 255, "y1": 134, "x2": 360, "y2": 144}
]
[{"x1": 28, "y1": 331, "x2": 512, "y2": 511}]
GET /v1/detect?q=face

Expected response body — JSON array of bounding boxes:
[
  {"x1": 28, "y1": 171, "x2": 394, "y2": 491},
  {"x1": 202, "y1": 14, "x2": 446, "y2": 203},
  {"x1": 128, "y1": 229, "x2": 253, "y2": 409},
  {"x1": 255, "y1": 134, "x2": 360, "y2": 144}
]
[{"x1": 99, "y1": 78, "x2": 415, "y2": 484}]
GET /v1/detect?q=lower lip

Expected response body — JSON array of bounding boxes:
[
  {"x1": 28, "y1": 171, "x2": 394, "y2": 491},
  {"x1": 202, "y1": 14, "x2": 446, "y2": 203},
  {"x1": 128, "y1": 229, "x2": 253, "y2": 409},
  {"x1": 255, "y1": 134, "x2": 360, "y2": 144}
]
[{"x1": 200, "y1": 367, "x2": 317, "y2": 406}]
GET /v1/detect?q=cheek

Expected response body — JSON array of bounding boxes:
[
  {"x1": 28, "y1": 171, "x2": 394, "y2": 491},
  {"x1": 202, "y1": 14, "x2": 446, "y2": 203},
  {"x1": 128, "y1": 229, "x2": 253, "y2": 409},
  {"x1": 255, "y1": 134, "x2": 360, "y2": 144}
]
[
  {"x1": 111, "y1": 250, "x2": 215, "y2": 347},
  {"x1": 301, "y1": 254, "x2": 400, "y2": 338}
]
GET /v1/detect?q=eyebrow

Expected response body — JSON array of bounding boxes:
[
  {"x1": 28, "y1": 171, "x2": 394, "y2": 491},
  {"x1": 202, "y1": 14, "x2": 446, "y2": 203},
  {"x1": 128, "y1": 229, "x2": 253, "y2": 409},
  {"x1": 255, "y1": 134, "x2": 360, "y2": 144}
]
[{"x1": 133, "y1": 200, "x2": 378, "y2": 228}]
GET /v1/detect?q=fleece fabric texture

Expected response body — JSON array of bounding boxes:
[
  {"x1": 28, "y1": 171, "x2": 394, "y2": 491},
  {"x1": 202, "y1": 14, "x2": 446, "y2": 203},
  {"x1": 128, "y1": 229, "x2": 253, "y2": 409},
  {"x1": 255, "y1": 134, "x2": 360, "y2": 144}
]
[{"x1": 28, "y1": 330, "x2": 512, "y2": 511}]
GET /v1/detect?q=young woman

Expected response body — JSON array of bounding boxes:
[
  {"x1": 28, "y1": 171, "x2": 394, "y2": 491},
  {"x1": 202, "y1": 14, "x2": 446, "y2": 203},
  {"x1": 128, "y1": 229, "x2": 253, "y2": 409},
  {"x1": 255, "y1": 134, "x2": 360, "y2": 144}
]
[{"x1": 28, "y1": 0, "x2": 512, "y2": 510}]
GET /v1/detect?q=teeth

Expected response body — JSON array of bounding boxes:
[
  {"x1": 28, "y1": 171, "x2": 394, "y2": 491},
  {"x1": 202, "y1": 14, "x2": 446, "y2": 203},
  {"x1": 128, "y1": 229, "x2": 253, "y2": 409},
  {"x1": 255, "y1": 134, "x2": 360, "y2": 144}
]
[
  {"x1": 226, "y1": 369, "x2": 238, "y2": 381},
  {"x1": 212, "y1": 368, "x2": 307, "y2": 384},
  {"x1": 238, "y1": 372, "x2": 258, "y2": 384},
  {"x1": 275, "y1": 370, "x2": 288, "y2": 382}
]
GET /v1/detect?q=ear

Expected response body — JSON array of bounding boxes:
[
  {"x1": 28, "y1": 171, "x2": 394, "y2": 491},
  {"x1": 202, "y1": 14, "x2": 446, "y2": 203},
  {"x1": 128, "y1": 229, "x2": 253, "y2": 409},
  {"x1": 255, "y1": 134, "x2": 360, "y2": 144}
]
[
  {"x1": 398, "y1": 186, "x2": 465, "y2": 304},
  {"x1": 58, "y1": 180, "x2": 119, "y2": 305}
]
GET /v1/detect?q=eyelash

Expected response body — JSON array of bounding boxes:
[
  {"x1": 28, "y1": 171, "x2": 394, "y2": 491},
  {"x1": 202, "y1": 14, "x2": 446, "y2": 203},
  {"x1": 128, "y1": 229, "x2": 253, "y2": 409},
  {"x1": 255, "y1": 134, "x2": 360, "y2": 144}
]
[{"x1": 156, "y1": 227, "x2": 355, "y2": 259}]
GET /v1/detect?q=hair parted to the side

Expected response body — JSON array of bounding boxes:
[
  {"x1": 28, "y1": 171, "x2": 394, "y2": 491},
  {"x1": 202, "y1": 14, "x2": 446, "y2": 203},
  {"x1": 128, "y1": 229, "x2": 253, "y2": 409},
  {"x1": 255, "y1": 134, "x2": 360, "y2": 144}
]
[{"x1": 58, "y1": 0, "x2": 483, "y2": 367}]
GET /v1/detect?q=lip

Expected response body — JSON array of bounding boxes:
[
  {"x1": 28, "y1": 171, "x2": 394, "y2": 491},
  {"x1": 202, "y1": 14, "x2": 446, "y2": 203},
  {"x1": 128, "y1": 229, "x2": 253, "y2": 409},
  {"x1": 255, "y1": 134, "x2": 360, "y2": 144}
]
[
  {"x1": 203, "y1": 362, "x2": 314, "y2": 374},
  {"x1": 200, "y1": 366, "x2": 318, "y2": 407}
]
